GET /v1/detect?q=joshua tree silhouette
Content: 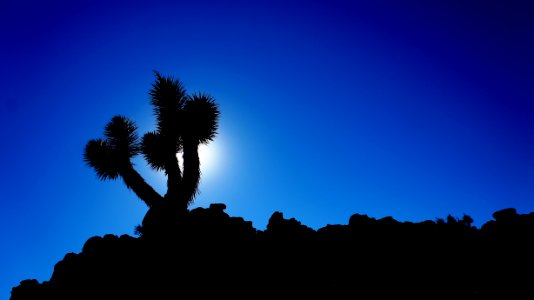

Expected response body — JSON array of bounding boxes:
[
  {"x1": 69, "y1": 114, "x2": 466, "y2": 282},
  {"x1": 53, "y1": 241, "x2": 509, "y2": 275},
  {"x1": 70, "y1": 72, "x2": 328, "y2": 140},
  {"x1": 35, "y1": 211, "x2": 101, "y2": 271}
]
[{"x1": 83, "y1": 71, "x2": 220, "y2": 234}]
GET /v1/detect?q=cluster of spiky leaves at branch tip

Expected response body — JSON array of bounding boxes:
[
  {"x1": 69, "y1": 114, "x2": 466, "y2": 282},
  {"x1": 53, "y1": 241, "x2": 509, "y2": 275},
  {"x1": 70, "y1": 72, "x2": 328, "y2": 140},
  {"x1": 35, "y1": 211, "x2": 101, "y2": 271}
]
[{"x1": 83, "y1": 71, "x2": 220, "y2": 213}]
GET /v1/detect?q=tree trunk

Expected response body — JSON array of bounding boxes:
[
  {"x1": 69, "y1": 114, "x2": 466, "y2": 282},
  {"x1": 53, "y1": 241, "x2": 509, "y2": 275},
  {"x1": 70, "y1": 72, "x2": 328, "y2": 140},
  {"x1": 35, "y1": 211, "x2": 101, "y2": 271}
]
[
  {"x1": 164, "y1": 152, "x2": 182, "y2": 204},
  {"x1": 181, "y1": 139, "x2": 200, "y2": 206}
]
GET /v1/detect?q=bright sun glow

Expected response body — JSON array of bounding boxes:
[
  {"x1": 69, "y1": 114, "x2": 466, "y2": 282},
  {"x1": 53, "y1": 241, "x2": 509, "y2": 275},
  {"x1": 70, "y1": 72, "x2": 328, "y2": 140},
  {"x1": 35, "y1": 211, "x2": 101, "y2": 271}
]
[
  {"x1": 198, "y1": 143, "x2": 218, "y2": 176},
  {"x1": 174, "y1": 142, "x2": 221, "y2": 181}
]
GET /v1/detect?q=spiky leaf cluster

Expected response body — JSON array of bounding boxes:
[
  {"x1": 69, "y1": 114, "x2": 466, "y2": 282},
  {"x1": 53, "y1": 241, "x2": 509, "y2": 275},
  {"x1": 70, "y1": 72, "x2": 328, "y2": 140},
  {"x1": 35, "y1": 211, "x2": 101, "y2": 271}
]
[
  {"x1": 83, "y1": 116, "x2": 139, "y2": 180},
  {"x1": 183, "y1": 93, "x2": 220, "y2": 144},
  {"x1": 140, "y1": 131, "x2": 169, "y2": 172},
  {"x1": 83, "y1": 139, "x2": 121, "y2": 180},
  {"x1": 149, "y1": 71, "x2": 187, "y2": 137},
  {"x1": 104, "y1": 115, "x2": 140, "y2": 158}
]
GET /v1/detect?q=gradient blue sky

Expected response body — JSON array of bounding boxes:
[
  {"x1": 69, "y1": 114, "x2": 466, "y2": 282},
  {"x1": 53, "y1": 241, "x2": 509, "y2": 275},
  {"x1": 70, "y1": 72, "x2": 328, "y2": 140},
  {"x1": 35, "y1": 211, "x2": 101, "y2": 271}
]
[{"x1": 2, "y1": 0, "x2": 533, "y2": 297}]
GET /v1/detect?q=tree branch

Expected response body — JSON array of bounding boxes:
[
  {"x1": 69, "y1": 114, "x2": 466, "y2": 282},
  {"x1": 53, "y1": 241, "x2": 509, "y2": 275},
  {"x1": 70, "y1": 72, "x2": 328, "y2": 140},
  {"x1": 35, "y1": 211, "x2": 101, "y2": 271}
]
[{"x1": 120, "y1": 165, "x2": 163, "y2": 207}]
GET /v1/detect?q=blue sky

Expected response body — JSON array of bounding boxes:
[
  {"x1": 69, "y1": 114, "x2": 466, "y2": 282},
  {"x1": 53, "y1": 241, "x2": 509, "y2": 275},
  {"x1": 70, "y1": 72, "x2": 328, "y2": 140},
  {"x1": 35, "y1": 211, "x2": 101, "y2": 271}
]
[{"x1": 1, "y1": 0, "x2": 533, "y2": 298}]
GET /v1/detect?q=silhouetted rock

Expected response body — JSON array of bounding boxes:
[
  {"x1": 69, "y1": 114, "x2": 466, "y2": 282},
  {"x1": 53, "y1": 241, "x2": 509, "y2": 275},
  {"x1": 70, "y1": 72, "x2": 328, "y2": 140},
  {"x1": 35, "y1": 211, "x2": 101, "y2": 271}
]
[
  {"x1": 11, "y1": 205, "x2": 534, "y2": 299},
  {"x1": 492, "y1": 207, "x2": 517, "y2": 222},
  {"x1": 264, "y1": 211, "x2": 315, "y2": 242}
]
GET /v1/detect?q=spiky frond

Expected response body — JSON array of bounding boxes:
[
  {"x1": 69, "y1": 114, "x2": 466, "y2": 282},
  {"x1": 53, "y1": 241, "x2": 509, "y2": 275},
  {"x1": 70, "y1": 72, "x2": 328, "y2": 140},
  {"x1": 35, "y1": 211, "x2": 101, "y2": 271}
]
[
  {"x1": 104, "y1": 115, "x2": 140, "y2": 159},
  {"x1": 149, "y1": 71, "x2": 187, "y2": 135},
  {"x1": 141, "y1": 131, "x2": 172, "y2": 172},
  {"x1": 83, "y1": 139, "x2": 121, "y2": 180},
  {"x1": 183, "y1": 93, "x2": 220, "y2": 144}
]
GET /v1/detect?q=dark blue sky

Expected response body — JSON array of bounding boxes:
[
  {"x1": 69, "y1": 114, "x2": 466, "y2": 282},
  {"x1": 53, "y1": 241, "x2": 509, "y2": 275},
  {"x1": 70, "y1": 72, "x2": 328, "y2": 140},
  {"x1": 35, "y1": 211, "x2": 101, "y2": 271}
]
[{"x1": 2, "y1": 0, "x2": 533, "y2": 297}]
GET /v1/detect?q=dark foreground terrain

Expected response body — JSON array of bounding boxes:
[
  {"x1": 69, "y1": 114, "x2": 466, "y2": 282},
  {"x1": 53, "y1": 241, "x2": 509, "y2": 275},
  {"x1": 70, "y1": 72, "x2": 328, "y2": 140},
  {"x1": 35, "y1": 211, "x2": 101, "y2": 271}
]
[{"x1": 11, "y1": 204, "x2": 534, "y2": 299}]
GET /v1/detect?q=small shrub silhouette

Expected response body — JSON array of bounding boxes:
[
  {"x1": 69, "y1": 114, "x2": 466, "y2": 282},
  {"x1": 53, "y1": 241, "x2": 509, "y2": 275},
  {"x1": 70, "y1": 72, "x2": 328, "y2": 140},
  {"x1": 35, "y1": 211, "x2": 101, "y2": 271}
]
[{"x1": 83, "y1": 72, "x2": 220, "y2": 235}]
